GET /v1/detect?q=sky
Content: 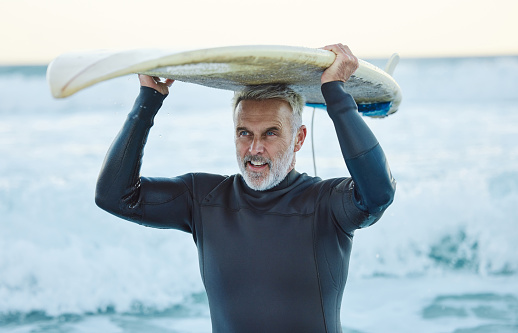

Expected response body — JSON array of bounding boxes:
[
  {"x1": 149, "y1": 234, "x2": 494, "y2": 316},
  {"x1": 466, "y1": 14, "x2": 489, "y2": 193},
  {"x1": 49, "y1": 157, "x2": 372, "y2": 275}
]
[{"x1": 1, "y1": 0, "x2": 517, "y2": 64}]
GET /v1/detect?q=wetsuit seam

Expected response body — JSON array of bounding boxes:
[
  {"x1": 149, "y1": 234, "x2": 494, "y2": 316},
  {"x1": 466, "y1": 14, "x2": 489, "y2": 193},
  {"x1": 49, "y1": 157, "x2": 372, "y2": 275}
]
[
  {"x1": 342, "y1": 192, "x2": 364, "y2": 231},
  {"x1": 337, "y1": 227, "x2": 345, "y2": 332},
  {"x1": 199, "y1": 200, "x2": 206, "y2": 285},
  {"x1": 344, "y1": 142, "x2": 380, "y2": 161},
  {"x1": 178, "y1": 175, "x2": 197, "y2": 239},
  {"x1": 200, "y1": 203, "x2": 315, "y2": 217},
  {"x1": 184, "y1": 173, "x2": 204, "y2": 282},
  {"x1": 334, "y1": 179, "x2": 366, "y2": 235},
  {"x1": 179, "y1": 176, "x2": 194, "y2": 198},
  {"x1": 322, "y1": 245, "x2": 339, "y2": 288},
  {"x1": 332, "y1": 213, "x2": 352, "y2": 236},
  {"x1": 317, "y1": 186, "x2": 345, "y2": 333},
  {"x1": 312, "y1": 179, "x2": 353, "y2": 237},
  {"x1": 107, "y1": 129, "x2": 143, "y2": 199},
  {"x1": 200, "y1": 174, "x2": 233, "y2": 203},
  {"x1": 316, "y1": 190, "x2": 340, "y2": 288},
  {"x1": 140, "y1": 188, "x2": 189, "y2": 205},
  {"x1": 321, "y1": 183, "x2": 347, "y2": 333},
  {"x1": 312, "y1": 202, "x2": 329, "y2": 333}
]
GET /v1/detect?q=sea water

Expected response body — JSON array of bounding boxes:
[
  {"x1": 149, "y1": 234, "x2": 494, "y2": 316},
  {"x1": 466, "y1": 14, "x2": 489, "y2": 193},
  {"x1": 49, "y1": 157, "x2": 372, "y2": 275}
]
[{"x1": 0, "y1": 56, "x2": 517, "y2": 333}]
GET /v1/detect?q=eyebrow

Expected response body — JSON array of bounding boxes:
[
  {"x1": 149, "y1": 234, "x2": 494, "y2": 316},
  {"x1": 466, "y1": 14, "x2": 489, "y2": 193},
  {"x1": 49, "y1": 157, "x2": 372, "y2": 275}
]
[
  {"x1": 235, "y1": 126, "x2": 281, "y2": 134},
  {"x1": 264, "y1": 126, "x2": 280, "y2": 133}
]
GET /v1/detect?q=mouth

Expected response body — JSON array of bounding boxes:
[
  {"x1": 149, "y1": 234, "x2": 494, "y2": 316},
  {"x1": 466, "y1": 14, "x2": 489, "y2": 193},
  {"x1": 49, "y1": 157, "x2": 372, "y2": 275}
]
[
  {"x1": 244, "y1": 156, "x2": 270, "y2": 171},
  {"x1": 247, "y1": 160, "x2": 268, "y2": 170}
]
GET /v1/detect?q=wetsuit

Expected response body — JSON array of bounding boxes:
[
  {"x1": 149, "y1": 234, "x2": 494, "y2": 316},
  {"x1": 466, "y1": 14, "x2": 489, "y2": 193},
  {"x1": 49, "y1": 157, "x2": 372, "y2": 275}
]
[{"x1": 95, "y1": 81, "x2": 396, "y2": 333}]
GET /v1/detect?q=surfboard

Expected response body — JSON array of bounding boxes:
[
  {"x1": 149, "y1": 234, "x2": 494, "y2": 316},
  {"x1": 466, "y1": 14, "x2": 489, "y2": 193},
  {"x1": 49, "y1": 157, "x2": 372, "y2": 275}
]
[{"x1": 46, "y1": 45, "x2": 402, "y2": 117}]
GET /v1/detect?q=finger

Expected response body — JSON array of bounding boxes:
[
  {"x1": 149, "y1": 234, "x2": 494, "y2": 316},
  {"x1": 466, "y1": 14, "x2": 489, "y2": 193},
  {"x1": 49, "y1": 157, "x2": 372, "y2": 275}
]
[
  {"x1": 322, "y1": 44, "x2": 340, "y2": 53},
  {"x1": 344, "y1": 46, "x2": 358, "y2": 62},
  {"x1": 337, "y1": 44, "x2": 358, "y2": 64},
  {"x1": 165, "y1": 79, "x2": 174, "y2": 87},
  {"x1": 138, "y1": 74, "x2": 157, "y2": 86},
  {"x1": 321, "y1": 44, "x2": 344, "y2": 56},
  {"x1": 320, "y1": 44, "x2": 333, "y2": 50},
  {"x1": 341, "y1": 45, "x2": 355, "y2": 59},
  {"x1": 326, "y1": 44, "x2": 353, "y2": 62}
]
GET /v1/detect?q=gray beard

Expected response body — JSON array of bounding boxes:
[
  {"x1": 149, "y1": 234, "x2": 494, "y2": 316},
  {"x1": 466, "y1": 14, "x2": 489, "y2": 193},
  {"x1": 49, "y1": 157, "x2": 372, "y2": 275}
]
[{"x1": 237, "y1": 140, "x2": 295, "y2": 191}]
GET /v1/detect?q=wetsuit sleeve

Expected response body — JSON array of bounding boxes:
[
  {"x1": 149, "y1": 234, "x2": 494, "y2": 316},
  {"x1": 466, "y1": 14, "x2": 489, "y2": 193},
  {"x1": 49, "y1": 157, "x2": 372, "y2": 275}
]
[
  {"x1": 95, "y1": 87, "x2": 193, "y2": 232},
  {"x1": 322, "y1": 81, "x2": 396, "y2": 229}
]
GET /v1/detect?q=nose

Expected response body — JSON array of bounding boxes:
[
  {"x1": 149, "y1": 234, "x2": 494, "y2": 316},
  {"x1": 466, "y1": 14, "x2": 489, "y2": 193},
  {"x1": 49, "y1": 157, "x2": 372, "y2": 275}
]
[{"x1": 249, "y1": 137, "x2": 264, "y2": 154}]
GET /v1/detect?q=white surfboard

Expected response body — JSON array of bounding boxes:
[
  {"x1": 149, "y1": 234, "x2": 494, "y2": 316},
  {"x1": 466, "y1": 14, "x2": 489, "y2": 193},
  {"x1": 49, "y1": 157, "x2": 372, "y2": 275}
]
[{"x1": 46, "y1": 45, "x2": 402, "y2": 117}]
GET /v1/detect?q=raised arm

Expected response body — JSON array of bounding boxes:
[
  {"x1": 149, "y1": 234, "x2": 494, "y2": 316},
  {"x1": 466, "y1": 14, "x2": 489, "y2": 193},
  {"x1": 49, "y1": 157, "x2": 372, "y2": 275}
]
[
  {"x1": 321, "y1": 44, "x2": 396, "y2": 221},
  {"x1": 95, "y1": 76, "x2": 193, "y2": 231}
]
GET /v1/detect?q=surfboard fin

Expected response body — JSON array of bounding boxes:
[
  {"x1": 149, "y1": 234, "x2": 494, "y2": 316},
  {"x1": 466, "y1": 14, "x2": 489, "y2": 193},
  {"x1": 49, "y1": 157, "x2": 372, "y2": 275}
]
[{"x1": 384, "y1": 53, "x2": 400, "y2": 76}]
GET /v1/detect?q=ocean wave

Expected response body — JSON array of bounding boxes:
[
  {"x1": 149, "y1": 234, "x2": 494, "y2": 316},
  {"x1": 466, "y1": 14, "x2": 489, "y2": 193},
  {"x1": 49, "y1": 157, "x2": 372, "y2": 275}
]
[{"x1": 1, "y1": 56, "x2": 517, "y2": 318}]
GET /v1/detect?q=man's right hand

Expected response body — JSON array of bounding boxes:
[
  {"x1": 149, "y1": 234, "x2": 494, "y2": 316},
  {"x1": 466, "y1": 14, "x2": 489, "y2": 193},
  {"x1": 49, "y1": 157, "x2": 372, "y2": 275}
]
[{"x1": 138, "y1": 74, "x2": 174, "y2": 96}]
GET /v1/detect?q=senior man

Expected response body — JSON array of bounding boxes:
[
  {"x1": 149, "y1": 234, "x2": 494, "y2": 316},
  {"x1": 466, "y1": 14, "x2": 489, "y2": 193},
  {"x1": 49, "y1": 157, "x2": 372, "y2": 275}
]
[{"x1": 95, "y1": 43, "x2": 396, "y2": 333}]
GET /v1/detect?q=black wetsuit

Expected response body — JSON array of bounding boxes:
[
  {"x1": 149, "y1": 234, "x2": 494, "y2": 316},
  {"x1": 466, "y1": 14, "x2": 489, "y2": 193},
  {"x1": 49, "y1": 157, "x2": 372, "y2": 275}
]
[{"x1": 95, "y1": 81, "x2": 396, "y2": 333}]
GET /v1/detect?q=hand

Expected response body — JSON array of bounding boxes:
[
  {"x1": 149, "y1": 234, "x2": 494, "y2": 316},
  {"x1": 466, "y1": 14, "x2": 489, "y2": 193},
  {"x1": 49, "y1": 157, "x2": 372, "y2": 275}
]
[
  {"x1": 138, "y1": 74, "x2": 174, "y2": 96},
  {"x1": 320, "y1": 44, "x2": 359, "y2": 84}
]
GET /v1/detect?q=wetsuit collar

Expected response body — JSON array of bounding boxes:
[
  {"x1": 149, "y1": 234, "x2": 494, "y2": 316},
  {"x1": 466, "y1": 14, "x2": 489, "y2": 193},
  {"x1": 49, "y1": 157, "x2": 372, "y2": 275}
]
[{"x1": 238, "y1": 169, "x2": 301, "y2": 194}]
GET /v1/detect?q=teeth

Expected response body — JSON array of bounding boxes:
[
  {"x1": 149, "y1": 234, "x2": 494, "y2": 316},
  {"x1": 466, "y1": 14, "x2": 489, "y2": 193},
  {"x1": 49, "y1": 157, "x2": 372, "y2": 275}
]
[{"x1": 251, "y1": 161, "x2": 264, "y2": 166}]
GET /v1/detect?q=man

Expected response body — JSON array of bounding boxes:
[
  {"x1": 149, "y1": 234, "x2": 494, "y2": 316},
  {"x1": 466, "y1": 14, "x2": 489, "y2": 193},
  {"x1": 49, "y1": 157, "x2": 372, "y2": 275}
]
[{"x1": 96, "y1": 44, "x2": 396, "y2": 333}]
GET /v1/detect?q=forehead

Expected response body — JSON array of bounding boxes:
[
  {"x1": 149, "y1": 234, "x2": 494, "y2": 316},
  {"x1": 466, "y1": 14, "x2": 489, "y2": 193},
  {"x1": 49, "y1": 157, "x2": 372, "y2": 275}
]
[{"x1": 234, "y1": 99, "x2": 293, "y2": 128}]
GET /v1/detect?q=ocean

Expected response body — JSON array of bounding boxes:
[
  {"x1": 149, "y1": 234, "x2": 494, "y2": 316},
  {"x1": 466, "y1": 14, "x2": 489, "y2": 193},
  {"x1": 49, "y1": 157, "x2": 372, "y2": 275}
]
[{"x1": 0, "y1": 56, "x2": 517, "y2": 333}]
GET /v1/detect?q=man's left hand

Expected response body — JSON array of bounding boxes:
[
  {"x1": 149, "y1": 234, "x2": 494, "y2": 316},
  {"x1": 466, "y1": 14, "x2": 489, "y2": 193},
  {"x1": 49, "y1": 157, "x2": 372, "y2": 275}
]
[{"x1": 320, "y1": 44, "x2": 359, "y2": 85}]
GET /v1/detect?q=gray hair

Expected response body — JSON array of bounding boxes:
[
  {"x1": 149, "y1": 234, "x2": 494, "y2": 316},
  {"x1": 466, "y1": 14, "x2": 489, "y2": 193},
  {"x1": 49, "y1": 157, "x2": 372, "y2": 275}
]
[{"x1": 232, "y1": 84, "x2": 305, "y2": 134}]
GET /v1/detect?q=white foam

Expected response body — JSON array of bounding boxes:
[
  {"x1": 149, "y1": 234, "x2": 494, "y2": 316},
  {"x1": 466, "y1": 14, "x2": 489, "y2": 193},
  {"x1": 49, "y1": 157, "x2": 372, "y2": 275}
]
[{"x1": 1, "y1": 57, "x2": 517, "y2": 318}]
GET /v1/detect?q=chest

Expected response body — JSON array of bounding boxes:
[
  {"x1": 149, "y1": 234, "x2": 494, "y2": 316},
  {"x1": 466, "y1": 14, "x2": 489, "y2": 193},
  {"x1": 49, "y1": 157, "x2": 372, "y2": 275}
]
[{"x1": 200, "y1": 206, "x2": 316, "y2": 281}]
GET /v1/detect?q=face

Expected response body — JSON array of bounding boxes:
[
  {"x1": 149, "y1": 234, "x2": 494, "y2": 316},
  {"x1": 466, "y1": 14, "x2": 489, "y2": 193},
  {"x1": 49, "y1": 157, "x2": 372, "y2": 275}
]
[{"x1": 234, "y1": 99, "x2": 306, "y2": 191}]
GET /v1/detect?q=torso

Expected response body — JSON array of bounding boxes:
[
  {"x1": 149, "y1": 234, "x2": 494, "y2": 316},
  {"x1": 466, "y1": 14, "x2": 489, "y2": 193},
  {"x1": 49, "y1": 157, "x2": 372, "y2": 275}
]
[{"x1": 189, "y1": 171, "x2": 355, "y2": 333}]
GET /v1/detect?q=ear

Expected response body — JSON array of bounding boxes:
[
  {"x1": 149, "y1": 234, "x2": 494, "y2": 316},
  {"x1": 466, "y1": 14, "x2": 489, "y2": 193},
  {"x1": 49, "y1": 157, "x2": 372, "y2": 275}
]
[{"x1": 293, "y1": 125, "x2": 307, "y2": 152}]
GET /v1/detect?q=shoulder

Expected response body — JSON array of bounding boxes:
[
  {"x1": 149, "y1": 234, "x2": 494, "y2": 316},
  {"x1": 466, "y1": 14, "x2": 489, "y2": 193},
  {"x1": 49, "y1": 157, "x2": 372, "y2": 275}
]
[
  {"x1": 178, "y1": 173, "x2": 234, "y2": 201},
  {"x1": 139, "y1": 173, "x2": 230, "y2": 202},
  {"x1": 298, "y1": 173, "x2": 350, "y2": 196}
]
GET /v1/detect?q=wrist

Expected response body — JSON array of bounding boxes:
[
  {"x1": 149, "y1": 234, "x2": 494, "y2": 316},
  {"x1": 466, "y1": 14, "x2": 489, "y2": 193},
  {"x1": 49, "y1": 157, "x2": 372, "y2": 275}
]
[
  {"x1": 321, "y1": 81, "x2": 357, "y2": 115},
  {"x1": 131, "y1": 87, "x2": 167, "y2": 120},
  {"x1": 137, "y1": 86, "x2": 167, "y2": 107}
]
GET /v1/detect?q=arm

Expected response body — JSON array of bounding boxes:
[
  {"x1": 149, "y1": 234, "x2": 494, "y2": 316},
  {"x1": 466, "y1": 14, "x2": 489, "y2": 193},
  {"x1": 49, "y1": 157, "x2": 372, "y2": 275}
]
[
  {"x1": 95, "y1": 76, "x2": 193, "y2": 230},
  {"x1": 321, "y1": 44, "x2": 396, "y2": 222}
]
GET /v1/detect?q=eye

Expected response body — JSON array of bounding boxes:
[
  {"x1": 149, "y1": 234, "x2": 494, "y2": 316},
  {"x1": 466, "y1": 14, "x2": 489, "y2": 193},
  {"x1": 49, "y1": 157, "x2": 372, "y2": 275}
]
[
  {"x1": 238, "y1": 130, "x2": 249, "y2": 136},
  {"x1": 266, "y1": 131, "x2": 275, "y2": 136}
]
